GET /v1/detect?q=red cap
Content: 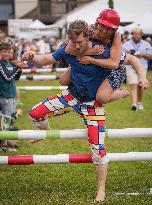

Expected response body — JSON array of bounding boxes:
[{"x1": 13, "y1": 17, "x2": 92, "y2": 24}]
[{"x1": 97, "y1": 8, "x2": 120, "y2": 29}]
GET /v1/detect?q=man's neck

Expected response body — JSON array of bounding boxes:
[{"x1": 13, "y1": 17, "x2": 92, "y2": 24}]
[{"x1": 133, "y1": 39, "x2": 141, "y2": 44}]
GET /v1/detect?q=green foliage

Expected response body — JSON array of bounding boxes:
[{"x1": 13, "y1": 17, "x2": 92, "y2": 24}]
[
  {"x1": 108, "y1": 0, "x2": 114, "y2": 9},
  {"x1": 0, "y1": 71, "x2": 152, "y2": 205}
]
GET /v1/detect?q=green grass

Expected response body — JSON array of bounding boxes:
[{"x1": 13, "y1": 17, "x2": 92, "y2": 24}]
[{"x1": 0, "y1": 71, "x2": 152, "y2": 205}]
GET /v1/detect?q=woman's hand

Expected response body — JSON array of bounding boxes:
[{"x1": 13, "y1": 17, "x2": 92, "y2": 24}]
[
  {"x1": 86, "y1": 45, "x2": 105, "y2": 55},
  {"x1": 77, "y1": 56, "x2": 92, "y2": 64},
  {"x1": 138, "y1": 77, "x2": 149, "y2": 89}
]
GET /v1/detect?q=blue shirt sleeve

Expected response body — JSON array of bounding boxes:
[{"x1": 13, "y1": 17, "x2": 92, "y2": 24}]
[{"x1": 52, "y1": 44, "x2": 66, "y2": 61}]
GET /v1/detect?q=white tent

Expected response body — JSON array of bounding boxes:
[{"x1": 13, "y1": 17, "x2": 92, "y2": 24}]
[
  {"x1": 28, "y1": 19, "x2": 46, "y2": 28},
  {"x1": 124, "y1": 12, "x2": 152, "y2": 34},
  {"x1": 55, "y1": 0, "x2": 152, "y2": 27},
  {"x1": 16, "y1": 19, "x2": 60, "y2": 39}
]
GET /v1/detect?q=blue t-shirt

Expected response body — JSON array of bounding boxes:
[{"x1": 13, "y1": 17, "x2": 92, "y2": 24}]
[{"x1": 52, "y1": 40, "x2": 111, "y2": 101}]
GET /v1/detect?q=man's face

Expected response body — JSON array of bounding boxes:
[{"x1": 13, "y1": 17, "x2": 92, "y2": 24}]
[
  {"x1": 70, "y1": 33, "x2": 89, "y2": 53},
  {"x1": 132, "y1": 31, "x2": 142, "y2": 43},
  {"x1": 97, "y1": 23, "x2": 114, "y2": 39},
  {"x1": 0, "y1": 49, "x2": 12, "y2": 61}
]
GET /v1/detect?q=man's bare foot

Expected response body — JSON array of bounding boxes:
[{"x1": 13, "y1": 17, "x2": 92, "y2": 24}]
[{"x1": 95, "y1": 191, "x2": 105, "y2": 203}]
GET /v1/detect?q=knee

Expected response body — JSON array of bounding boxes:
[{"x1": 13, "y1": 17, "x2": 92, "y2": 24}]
[
  {"x1": 90, "y1": 143, "x2": 109, "y2": 164},
  {"x1": 96, "y1": 93, "x2": 107, "y2": 104},
  {"x1": 29, "y1": 109, "x2": 40, "y2": 121}
]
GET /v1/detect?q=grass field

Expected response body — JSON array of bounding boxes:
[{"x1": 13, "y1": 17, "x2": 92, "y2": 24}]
[{"x1": 0, "y1": 71, "x2": 152, "y2": 205}]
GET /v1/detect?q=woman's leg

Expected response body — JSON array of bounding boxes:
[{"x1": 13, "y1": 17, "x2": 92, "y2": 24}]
[
  {"x1": 96, "y1": 79, "x2": 129, "y2": 104},
  {"x1": 59, "y1": 67, "x2": 71, "y2": 86}
]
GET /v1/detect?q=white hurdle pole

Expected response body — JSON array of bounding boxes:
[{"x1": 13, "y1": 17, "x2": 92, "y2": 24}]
[
  {"x1": 22, "y1": 68, "x2": 67, "y2": 74},
  {"x1": 17, "y1": 86, "x2": 67, "y2": 91},
  {"x1": 1, "y1": 152, "x2": 152, "y2": 165},
  {"x1": 0, "y1": 128, "x2": 152, "y2": 140},
  {"x1": 20, "y1": 75, "x2": 60, "y2": 81},
  {"x1": 108, "y1": 128, "x2": 152, "y2": 138}
]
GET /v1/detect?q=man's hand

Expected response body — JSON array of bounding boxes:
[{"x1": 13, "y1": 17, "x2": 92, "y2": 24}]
[
  {"x1": 138, "y1": 78, "x2": 149, "y2": 89},
  {"x1": 22, "y1": 52, "x2": 34, "y2": 62},
  {"x1": 77, "y1": 56, "x2": 92, "y2": 64},
  {"x1": 134, "y1": 51, "x2": 143, "y2": 58},
  {"x1": 12, "y1": 60, "x2": 27, "y2": 69}
]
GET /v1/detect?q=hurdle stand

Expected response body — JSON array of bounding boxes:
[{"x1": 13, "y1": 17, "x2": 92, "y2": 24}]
[{"x1": 0, "y1": 128, "x2": 152, "y2": 140}]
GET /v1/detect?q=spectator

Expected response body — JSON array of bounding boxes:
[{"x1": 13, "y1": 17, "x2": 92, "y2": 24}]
[
  {"x1": 0, "y1": 42, "x2": 22, "y2": 151},
  {"x1": 122, "y1": 30, "x2": 130, "y2": 44},
  {"x1": 123, "y1": 28, "x2": 152, "y2": 110}
]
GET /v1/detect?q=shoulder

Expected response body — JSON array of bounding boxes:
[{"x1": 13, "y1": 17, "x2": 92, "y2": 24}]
[
  {"x1": 52, "y1": 43, "x2": 67, "y2": 60},
  {"x1": 141, "y1": 39, "x2": 152, "y2": 48}
]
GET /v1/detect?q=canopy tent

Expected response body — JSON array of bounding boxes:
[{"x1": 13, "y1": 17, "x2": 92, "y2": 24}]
[
  {"x1": 16, "y1": 20, "x2": 60, "y2": 39},
  {"x1": 28, "y1": 19, "x2": 46, "y2": 28},
  {"x1": 124, "y1": 12, "x2": 152, "y2": 34},
  {"x1": 54, "y1": 0, "x2": 152, "y2": 35}
]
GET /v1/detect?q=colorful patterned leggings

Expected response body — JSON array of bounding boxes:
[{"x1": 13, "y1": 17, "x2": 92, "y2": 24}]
[{"x1": 29, "y1": 89, "x2": 109, "y2": 164}]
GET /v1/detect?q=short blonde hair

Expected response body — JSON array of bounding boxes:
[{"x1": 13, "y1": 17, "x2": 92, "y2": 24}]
[
  {"x1": 67, "y1": 20, "x2": 89, "y2": 40},
  {"x1": 131, "y1": 28, "x2": 143, "y2": 34}
]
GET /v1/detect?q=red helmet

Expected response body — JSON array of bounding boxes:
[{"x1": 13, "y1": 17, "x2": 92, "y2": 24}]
[{"x1": 97, "y1": 8, "x2": 120, "y2": 29}]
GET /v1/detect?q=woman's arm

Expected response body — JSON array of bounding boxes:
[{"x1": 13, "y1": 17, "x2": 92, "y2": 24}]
[
  {"x1": 67, "y1": 33, "x2": 122, "y2": 70},
  {"x1": 125, "y1": 54, "x2": 149, "y2": 88},
  {"x1": 98, "y1": 32, "x2": 122, "y2": 69},
  {"x1": 65, "y1": 41, "x2": 104, "y2": 56}
]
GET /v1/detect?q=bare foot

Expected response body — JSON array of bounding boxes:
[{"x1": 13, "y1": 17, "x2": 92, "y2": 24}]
[
  {"x1": 120, "y1": 87, "x2": 130, "y2": 98},
  {"x1": 95, "y1": 191, "x2": 105, "y2": 203}
]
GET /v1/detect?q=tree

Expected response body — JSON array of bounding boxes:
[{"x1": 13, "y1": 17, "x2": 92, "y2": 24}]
[{"x1": 108, "y1": 0, "x2": 114, "y2": 9}]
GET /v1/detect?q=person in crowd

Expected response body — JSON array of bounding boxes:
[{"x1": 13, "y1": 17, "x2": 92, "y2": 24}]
[
  {"x1": 0, "y1": 42, "x2": 23, "y2": 151},
  {"x1": 145, "y1": 37, "x2": 152, "y2": 70},
  {"x1": 122, "y1": 30, "x2": 130, "y2": 44},
  {"x1": 22, "y1": 19, "x2": 113, "y2": 203},
  {"x1": 123, "y1": 28, "x2": 152, "y2": 110}
]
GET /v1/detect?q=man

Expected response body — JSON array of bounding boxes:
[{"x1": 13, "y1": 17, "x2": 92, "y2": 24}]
[
  {"x1": 22, "y1": 20, "x2": 111, "y2": 203},
  {"x1": 123, "y1": 28, "x2": 152, "y2": 111}
]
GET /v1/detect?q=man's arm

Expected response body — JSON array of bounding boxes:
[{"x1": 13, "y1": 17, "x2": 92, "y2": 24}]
[
  {"x1": 134, "y1": 52, "x2": 152, "y2": 60},
  {"x1": 22, "y1": 52, "x2": 57, "y2": 66}
]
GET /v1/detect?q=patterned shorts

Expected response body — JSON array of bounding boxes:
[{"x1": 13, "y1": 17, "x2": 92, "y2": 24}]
[
  {"x1": 107, "y1": 65, "x2": 126, "y2": 90},
  {"x1": 29, "y1": 89, "x2": 109, "y2": 164}
]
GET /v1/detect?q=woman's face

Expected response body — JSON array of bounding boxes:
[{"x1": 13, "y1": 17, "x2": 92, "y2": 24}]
[{"x1": 97, "y1": 23, "x2": 115, "y2": 39}]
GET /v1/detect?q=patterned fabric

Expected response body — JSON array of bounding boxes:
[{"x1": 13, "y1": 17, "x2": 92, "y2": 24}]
[
  {"x1": 88, "y1": 24, "x2": 126, "y2": 90},
  {"x1": 107, "y1": 52, "x2": 126, "y2": 90},
  {"x1": 0, "y1": 61, "x2": 21, "y2": 82},
  {"x1": 29, "y1": 89, "x2": 109, "y2": 164}
]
